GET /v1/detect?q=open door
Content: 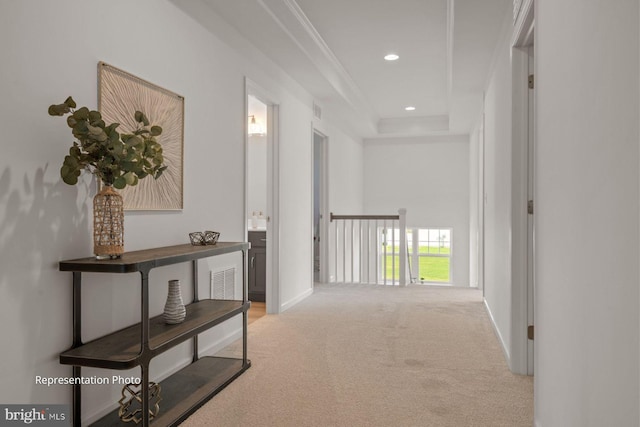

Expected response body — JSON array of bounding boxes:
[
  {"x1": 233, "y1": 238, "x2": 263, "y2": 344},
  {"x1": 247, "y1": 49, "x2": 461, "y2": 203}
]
[{"x1": 313, "y1": 130, "x2": 328, "y2": 283}]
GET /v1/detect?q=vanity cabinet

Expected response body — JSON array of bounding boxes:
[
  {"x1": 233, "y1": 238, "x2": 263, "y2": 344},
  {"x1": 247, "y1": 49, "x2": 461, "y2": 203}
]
[{"x1": 248, "y1": 231, "x2": 266, "y2": 302}]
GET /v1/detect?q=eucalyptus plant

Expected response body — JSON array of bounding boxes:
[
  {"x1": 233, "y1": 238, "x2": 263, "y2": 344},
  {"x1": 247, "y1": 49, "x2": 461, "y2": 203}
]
[{"x1": 48, "y1": 96, "x2": 167, "y2": 189}]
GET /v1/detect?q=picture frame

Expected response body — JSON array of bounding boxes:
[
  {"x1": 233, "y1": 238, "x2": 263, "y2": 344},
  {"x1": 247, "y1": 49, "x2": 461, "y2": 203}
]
[{"x1": 98, "y1": 62, "x2": 184, "y2": 210}]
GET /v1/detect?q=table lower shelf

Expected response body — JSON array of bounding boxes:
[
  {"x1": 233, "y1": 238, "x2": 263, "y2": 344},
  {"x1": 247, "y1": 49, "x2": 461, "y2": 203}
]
[{"x1": 90, "y1": 356, "x2": 251, "y2": 427}]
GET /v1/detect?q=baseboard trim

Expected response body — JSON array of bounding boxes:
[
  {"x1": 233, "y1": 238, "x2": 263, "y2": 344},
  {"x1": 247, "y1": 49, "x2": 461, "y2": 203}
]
[
  {"x1": 483, "y1": 298, "x2": 511, "y2": 368},
  {"x1": 281, "y1": 287, "x2": 314, "y2": 312}
]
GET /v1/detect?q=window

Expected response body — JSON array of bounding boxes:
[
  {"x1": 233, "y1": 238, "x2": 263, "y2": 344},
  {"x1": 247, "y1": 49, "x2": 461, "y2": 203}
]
[
  {"x1": 409, "y1": 228, "x2": 452, "y2": 284},
  {"x1": 379, "y1": 227, "x2": 452, "y2": 284}
]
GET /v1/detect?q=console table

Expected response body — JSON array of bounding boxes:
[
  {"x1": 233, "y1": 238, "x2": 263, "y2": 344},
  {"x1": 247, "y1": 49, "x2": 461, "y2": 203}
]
[{"x1": 59, "y1": 242, "x2": 251, "y2": 426}]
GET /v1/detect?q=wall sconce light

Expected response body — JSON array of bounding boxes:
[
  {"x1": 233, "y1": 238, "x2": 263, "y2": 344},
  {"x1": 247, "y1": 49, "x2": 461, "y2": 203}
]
[{"x1": 248, "y1": 115, "x2": 266, "y2": 136}]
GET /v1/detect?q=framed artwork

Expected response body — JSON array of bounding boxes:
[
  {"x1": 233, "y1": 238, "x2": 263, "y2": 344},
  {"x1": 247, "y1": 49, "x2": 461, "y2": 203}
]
[{"x1": 98, "y1": 62, "x2": 184, "y2": 210}]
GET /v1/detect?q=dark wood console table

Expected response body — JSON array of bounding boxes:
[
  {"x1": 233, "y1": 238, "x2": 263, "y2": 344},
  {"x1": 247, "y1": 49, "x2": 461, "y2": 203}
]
[{"x1": 59, "y1": 242, "x2": 251, "y2": 426}]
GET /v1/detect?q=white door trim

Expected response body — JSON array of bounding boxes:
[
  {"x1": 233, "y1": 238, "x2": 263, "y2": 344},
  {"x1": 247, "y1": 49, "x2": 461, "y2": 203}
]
[
  {"x1": 510, "y1": 0, "x2": 535, "y2": 375},
  {"x1": 245, "y1": 78, "x2": 281, "y2": 314}
]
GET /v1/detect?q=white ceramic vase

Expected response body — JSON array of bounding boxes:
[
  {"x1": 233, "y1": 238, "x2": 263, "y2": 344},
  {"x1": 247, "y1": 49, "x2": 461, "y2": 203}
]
[{"x1": 163, "y1": 280, "x2": 186, "y2": 324}]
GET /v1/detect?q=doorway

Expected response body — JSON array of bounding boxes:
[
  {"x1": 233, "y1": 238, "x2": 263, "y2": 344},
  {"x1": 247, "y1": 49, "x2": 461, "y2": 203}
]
[
  {"x1": 245, "y1": 80, "x2": 280, "y2": 315},
  {"x1": 313, "y1": 130, "x2": 328, "y2": 283}
]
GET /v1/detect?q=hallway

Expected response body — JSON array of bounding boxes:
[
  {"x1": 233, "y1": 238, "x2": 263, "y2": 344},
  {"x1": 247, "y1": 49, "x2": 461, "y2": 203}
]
[{"x1": 185, "y1": 284, "x2": 533, "y2": 426}]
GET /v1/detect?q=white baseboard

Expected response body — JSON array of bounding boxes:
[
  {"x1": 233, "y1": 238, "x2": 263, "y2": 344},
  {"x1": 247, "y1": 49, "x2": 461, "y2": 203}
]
[
  {"x1": 483, "y1": 298, "x2": 511, "y2": 368},
  {"x1": 281, "y1": 287, "x2": 314, "y2": 312}
]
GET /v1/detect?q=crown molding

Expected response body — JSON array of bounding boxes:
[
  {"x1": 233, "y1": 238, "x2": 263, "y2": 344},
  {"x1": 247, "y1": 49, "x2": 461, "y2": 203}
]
[
  {"x1": 256, "y1": 0, "x2": 379, "y2": 129},
  {"x1": 377, "y1": 115, "x2": 449, "y2": 135},
  {"x1": 446, "y1": 0, "x2": 455, "y2": 112},
  {"x1": 512, "y1": 0, "x2": 534, "y2": 47}
]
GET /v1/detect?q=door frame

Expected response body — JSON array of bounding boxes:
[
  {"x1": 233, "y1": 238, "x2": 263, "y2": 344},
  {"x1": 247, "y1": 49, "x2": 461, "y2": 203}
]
[
  {"x1": 245, "y1": 78, "x2": 281, "y2": 314},
  {"x1": 511, "y1": 0, "x2": 535, "y2": 375},
  {"x1": 312, "y1": 128, "x2": 329, "y2": 284}
]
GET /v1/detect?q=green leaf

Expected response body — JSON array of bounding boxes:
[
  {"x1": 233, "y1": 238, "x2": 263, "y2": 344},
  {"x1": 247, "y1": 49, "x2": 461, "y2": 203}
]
[
  {"x1": 88, "y1": 110, "x2": 102, "y2": 122},
  {"x1": 63, "y1": 154, "x2": 79, "y2": 168},
  {"x1": 48, "y1": 103, "x2": 70, "y2": 116},
  {"x1": 124, "y1": 171, "x2": 138, "y2": 186},
  {"x1": 155, "y1": 165, "x2": 168, "y2": 179},
  {"x1": 150, "y1": 126, "x2": 162, "y2": 136},
  {"x1": 64, "y1": 96, "x2": 77, "y2": 109},
  {"x1": 66, "y1": 116, "x2": 77, "y2": 128},
  {"x1": 48, "y1": 105, "x2": 60, "y2": 116},
  {"x1": 73, "y1": 107, "x2": 89, "y2": 120},
  {"x1": 125, "y1": 135, "x2": 143, "y2": 147},
  {"x1": 87, "y1": 125, "x2": 108, "y2": 143},
  {"x1": 69, "y1": 146, "x2": 81, "y2": 157},
  {"x1": 113, "y1": 176, "x2": 126, "y2": 189},
  {"x1": 60, "y1": 164, "x2": 80, "y2": 185},
  {"x1": 134, "y1": 111, "x2": 149, "y2": 126}
]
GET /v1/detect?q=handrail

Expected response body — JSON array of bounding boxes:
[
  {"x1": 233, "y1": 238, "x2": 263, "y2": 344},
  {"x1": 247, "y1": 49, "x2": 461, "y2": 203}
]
[{"x1": 330, "y1": 213, "x2": 400, "y2": 221}]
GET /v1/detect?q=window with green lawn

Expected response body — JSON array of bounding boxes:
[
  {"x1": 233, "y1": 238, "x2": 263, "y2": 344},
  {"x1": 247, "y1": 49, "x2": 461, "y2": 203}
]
[{"x1": 381, "y1": 227, "x2": 452, "y2": 284}]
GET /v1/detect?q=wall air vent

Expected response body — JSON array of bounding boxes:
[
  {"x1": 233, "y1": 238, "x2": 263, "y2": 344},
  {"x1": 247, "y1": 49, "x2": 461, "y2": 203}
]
[
  {"x1": 313, "y1": 102, "x2": 322, "y2": 120},
  {"x1": 210, "y1": 267, "x2": 235, "y2": 300}
]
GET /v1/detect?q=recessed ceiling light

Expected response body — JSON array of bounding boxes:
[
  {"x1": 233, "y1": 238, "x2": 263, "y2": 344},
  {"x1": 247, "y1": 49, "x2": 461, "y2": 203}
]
[
  {"x1": 405, "y1": 106, "x2": 416, "y2": 111},
  {"x1": 384, "y1": 54, "x2": 399, "y2": 61}
]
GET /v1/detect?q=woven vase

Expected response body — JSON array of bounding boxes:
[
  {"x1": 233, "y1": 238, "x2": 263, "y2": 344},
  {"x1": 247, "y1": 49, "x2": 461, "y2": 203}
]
[
  {"x1": 163, "y1": 280, "x2": 186, "y2": 324},
  {"x1": 93, "y1": 185, "x2": 124, "y2": 259}
]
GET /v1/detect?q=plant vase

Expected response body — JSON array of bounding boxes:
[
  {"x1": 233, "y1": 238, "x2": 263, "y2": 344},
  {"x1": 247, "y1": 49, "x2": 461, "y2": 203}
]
[
  {"x1": 163, "y1": 280, "x2": 186, "y2": 324},
  {"x1": 93, "y1": 185, "x2": 124, "y2": 259}
]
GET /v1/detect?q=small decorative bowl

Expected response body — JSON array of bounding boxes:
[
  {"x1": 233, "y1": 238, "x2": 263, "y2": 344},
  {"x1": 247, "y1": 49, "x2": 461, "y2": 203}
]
[
  {"x1": 204, "y1": 231, "x2": 220, "y2": 245},
  {"x1": 189, "y1": 232, "x2": 206, "y2": 246},
  {"x1": 189, "y1": 231, "x2": 220, "y2": 246}
]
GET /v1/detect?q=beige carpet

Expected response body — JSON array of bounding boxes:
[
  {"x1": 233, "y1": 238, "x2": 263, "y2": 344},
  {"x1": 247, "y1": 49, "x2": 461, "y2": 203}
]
[{"x1": 181, "y1": 284, "x2": 533, "y2": 427}]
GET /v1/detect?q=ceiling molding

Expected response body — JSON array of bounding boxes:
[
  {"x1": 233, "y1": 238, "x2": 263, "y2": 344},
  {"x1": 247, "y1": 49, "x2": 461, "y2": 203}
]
[
  {"x1": 512, "y1": 0, "x2": 534, "y2": 47},
  {"x1": 446, "y1": 0, "x2": 455, "y2": 112},
  {"x1": 377, "y1": 115, "x2": 449, "y2": 135},
  {"x1": 364, "y1": 134, "x2": 469, "y2": 145},
  {"x1": 256, "y1": 0, "x2": 379, "y2": 127}
]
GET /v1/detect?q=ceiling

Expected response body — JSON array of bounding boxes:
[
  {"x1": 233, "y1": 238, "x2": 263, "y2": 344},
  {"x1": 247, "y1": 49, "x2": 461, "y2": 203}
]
[{"x1": 173, "y1": 0, "x2": 511, "y2": 139}]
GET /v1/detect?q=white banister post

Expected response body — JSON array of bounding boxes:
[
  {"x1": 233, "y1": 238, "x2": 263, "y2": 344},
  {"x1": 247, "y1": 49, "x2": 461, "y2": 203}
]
[{"x1": 398, "y1": 208, "x2": 407, "y2": 286}]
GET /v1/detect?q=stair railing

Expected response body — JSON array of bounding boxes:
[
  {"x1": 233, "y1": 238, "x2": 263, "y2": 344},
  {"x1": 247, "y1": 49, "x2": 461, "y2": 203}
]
[{"x1": 329, "y1": 208, "x2": 407, "y2": 286}]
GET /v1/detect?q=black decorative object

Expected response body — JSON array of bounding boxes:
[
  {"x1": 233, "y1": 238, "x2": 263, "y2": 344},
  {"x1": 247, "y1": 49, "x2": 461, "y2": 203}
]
[
  {"x1": 204, "y1": 231, "x2": 220, "y2": 245},
  {"x1": 118, "y1": 382, "x2": 161, "y2": 424},
  {"x1": 189, "y1": 231, "x2": 220, "y2": 246}
]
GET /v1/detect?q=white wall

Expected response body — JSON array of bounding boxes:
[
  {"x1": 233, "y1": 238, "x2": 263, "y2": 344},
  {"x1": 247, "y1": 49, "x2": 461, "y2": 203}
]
[
  {"x1": 481, "y1": 34, "x2": 514, "y2": 363},
  {"x1": 0, "y1": 0, "x2": 341, "y2": 421},
  {"x1": 469, "y1": 124, "x2": 481, "y2": 288},
  {"x1": 363, "y1": 136, "x2": 470, "y2": 287},
  {"x1": 535, "y1": 1, "x2": 639, "y2": 425},
  {"x1": 319, "y1": 122, "x2": 365, "y2": 282}
]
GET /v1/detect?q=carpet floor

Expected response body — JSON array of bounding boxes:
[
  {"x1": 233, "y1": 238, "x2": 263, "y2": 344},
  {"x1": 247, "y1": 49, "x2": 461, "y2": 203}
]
[{"x1": 181, "y1": 284, "x2": 533, "y2": 427}]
